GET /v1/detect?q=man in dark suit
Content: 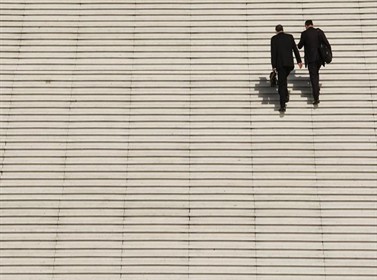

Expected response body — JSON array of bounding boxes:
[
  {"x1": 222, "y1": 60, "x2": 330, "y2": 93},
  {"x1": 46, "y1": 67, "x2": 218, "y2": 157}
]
[
  {"x1": 271, "y1": 24, "x2": 302, "y2": 112},
  {"x1": 298, "y1": 20, "x2": 331, "y2": 105}
]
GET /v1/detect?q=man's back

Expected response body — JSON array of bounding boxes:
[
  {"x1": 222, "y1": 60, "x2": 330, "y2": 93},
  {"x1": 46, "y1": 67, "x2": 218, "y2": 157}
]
[
  {"x1": 271, "y1": 32, "x2": 301, "y2": 69},
  {"x1": 298, "y1": 27, "x2": 321, "y2": 64}
]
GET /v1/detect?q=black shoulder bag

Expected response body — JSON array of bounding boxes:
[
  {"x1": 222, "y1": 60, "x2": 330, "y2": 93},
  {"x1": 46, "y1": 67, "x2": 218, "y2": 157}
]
[{"x1": 318, "y1": 29, "x2": 332, "y2": 64}]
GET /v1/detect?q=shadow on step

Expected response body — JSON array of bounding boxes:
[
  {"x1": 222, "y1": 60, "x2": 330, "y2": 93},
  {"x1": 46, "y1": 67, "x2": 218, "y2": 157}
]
[
  {"x1": 255, "y1": 76, "x2": 280, "y2": 112},
  {"x1": 255, "y1": 72, "x2": 319, "y2": 112},
  {"x1": 290, "y1": 71, "x2": 313, "y2": 104}
]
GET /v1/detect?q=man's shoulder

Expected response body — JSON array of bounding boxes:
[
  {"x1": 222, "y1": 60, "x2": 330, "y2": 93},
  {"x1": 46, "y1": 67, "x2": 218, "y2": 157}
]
[
  {"x1": 276, "y1": 33, "x2": 294, "y2": 40},
  {"x1": 271, "y1": 34, "x2": 279, "y2": 42},
  {"x1": 306, "y1": 27, "x2": 318, "y2": 35},
  {"x1": 317, "y1": 28, "x2": 325, "y2": 35},
  {"x1": 272, "y1": 32, "x2": 292, "y2": 39}
]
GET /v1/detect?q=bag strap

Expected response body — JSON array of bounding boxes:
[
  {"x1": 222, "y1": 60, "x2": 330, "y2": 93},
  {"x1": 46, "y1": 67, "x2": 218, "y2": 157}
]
[{"x1": 317, "y1": 28, "x2": 323, "y2": 44}]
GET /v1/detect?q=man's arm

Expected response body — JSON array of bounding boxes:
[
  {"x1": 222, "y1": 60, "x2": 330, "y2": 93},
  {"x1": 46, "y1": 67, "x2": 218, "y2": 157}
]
[
  {"x1": 291, "y1": 35, "x2": 302, "y2": 66},
  {"x1": 271, "y1": 37, "x2": 277, "y2": 69},
  {"x1": 298, "y1": 32, "x2": 304, "y2": 49}
]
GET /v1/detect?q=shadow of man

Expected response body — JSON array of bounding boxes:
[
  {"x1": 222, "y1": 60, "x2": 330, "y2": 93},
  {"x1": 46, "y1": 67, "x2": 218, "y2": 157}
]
[
  {"x1": 290, "y1": 71, "x2": 320, "y2": 105},
  {"x1": 254, "y1": 76, "x2": 280, "y2": 112},
  {"x1": 255, "y1": 72, "x2": 321, "y2": 114}
]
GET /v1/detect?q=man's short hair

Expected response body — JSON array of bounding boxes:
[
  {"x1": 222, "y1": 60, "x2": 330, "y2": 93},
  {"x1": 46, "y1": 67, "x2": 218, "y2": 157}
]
[
  {"x1": 275, "y1": 24, "x2": 284, "y2": 32},
  {"x1": 305, "y1": 20, "x2": 313, "y2": 26}
]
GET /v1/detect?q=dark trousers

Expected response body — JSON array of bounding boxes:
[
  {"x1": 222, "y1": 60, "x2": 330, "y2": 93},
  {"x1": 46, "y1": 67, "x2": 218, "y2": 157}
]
[
  {"x1": 308, "y1": 61, "x2": 322, "y2": 101},
  {"x1": 277, "y1": 66, "x2": 293, "y2": 108}
]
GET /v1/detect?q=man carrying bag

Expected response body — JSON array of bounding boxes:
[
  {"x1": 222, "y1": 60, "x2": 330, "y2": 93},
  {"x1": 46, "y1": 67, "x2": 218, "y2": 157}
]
[
  {"x1": 298, "y1": 20, "x2": 332, "y2": 105},
  {"x1": 271, "y1": 24, "x2": 303, "y2": 112}
]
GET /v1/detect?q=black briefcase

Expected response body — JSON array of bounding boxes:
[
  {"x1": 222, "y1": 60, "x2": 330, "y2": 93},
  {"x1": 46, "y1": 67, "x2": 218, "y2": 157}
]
[{"x1": 270, "y1": 70, "x2": 277, "y2": 87}]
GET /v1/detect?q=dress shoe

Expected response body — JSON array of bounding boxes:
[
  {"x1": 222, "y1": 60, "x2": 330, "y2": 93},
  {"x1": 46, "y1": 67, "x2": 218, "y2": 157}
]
[
  {"x1": 279, "y1": 107, "x2": 286, "y2": 112},
  {"x1": 313, "y1": 100, "x2": 320, "y2": 105}
]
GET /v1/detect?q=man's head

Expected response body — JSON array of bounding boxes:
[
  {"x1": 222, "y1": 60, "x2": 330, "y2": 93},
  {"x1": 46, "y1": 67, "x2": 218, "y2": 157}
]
[
  {"x1": 305, "y1": 20, "x2": 313, "y2": 29},
  {"x1": 275, "y1": 24, "x2": 284, "y2": 33}
]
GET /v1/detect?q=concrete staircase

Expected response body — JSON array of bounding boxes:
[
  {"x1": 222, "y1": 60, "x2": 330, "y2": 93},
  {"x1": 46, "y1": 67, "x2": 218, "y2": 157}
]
[{"x1": 1, "y1": 0, "x2": 376, "y2": 279}]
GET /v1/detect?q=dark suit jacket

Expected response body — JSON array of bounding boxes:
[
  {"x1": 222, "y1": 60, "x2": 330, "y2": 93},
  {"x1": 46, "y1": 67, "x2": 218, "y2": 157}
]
[
  {"x1": 298, "y1": 27, "x2": 331, "y2": 66},
  {"x1": 271, "y1": 32, "x2": 302, "y2": 69}
]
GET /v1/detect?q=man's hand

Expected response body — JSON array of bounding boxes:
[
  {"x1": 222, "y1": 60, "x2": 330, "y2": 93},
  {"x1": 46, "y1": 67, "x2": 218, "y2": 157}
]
[{"x1": 298, "y1": 62, "x2": 303, "y2": 69}]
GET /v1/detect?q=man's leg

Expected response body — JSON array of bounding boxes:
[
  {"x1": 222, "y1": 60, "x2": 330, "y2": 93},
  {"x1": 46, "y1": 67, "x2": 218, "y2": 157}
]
[
  {"x1": 316, "y1": 61, "x2": 322, "y2": 101},
  {"x1": 285, "y1": 66, "x2": 293, "y2": 103},
  {"x1": 277, "y1": 67, "x2": 289, "y2": 111},
  {"x1": 308, "y1": 61, "x2": 321, "y2": 103}
]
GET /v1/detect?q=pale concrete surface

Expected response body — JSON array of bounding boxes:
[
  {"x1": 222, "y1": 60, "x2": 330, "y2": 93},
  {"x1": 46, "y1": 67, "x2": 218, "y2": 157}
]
[{"x1": 1, "y1": 0, "x2": 376, "y2": 279}]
